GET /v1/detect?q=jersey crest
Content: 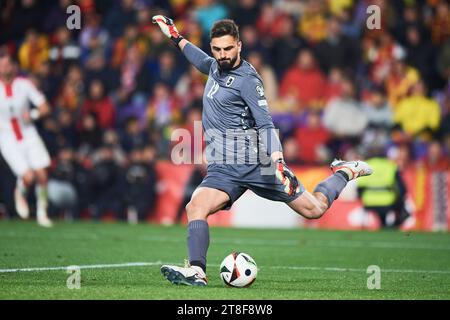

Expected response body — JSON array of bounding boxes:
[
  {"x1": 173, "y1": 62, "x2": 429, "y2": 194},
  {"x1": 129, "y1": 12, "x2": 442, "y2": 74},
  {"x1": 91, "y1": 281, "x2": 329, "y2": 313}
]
[{"x1": 226, "y1": 76, "x2": 235, "y2": 87}]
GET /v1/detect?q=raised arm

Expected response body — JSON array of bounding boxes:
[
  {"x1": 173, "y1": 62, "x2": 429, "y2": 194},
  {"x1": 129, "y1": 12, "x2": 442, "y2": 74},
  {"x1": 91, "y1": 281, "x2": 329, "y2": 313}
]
[{"x1": 152, "y1": 15, "x2": 214, "y2": 75}]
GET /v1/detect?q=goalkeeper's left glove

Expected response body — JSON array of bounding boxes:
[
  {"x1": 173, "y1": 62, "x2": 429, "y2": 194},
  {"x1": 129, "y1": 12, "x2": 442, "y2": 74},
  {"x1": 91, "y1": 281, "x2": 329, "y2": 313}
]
[
  {"x1": 275, "y1": 158, "x2": 300, "y2": 196},
  {"x1": 151, "y1": 15, "x2": 184, "y2": 46}
]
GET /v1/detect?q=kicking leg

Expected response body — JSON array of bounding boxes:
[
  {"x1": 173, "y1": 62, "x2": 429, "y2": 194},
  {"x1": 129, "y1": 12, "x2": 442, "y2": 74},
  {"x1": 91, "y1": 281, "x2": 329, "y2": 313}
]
[
  {"x1": 288, "y1": 159, "x2": 373, "y2": 219},
  {"x1": 161, "y1": 187, "x2": 230, "y2": 286}
]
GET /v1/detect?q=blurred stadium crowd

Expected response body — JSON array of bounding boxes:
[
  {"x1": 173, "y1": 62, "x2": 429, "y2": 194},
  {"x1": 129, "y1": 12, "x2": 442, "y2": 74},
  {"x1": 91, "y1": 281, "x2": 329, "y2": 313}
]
[{"x1": 0, "y1": 0, "x2": 449, "y2": 221}]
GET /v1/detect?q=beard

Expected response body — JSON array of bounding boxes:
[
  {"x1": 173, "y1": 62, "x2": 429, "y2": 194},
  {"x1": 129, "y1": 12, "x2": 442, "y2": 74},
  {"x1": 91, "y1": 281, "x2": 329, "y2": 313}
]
[{"x1": 218, "y1": 55, "x2": 238, "y2": 71}]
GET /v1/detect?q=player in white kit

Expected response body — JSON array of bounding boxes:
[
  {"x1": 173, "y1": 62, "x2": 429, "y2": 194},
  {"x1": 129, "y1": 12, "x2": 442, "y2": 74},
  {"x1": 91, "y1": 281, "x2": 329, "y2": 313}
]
[{"x1": 0, "y1": 53, "x2": 53, "y2": 227}]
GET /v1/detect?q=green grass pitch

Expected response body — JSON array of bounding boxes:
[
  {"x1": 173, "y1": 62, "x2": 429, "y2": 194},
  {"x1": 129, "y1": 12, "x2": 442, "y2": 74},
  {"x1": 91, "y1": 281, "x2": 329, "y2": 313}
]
[{"x1": 1, "y1": 220, "x2": 450, "y2": 299}]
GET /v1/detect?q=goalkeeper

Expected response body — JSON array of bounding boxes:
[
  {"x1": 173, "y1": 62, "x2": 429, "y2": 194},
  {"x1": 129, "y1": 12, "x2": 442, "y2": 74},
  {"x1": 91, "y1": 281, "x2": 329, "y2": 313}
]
[{"x1": 152, "y1": 16, "x2": 373, "y2": 286}]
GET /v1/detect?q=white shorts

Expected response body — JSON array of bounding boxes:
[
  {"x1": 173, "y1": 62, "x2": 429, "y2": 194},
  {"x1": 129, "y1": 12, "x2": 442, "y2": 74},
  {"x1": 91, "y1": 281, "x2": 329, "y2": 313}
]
[{"x1": 0, "y1": 134, "x2": 51, "y2": 177}]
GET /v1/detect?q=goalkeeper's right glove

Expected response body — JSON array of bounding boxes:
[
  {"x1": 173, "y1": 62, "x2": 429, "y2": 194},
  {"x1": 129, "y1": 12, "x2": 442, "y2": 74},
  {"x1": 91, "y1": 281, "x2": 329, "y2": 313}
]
[
  {"x1": 275, "y1": 158, "x2": 300, "y2": 196},
  {"x1": 152, "y1": 15, "x2": 184, "y2": 46}
]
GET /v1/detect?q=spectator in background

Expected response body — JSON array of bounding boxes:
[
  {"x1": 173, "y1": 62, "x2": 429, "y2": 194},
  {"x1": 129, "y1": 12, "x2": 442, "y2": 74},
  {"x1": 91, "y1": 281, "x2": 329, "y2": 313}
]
[
  {"x1": 231, "y1": 0, "x2": 260, "y2": 27},
  {"x1": 147, "y1": 82, "x2": 180, "y2": 131},
  {"x1": 102, "y1": 129, "x2": 127, "y2": 165},
  {"x1": 147, "y1": 82, "x2": 180, "y2": 158},
  {"x1": 437, "y1": 83, "x2": 450, "y2": 154},
  {"x1": 436, "y1": 40, "x2": 450, "y2": 82},
  {"x1": 151, "y1": 50, "x2": 183, "y2": 89},
  {"x1": 281, "y1": 136, "x2": 301, "y2": 165},
  {"x1": 120, "y1": 116, "x2": 149, "y2": 154},
  {"x1": 385, "y1": 58, "x2": 420, "y2": 111},
  {"x1": 360, "y1": 86, "x2": 393, "y2": 154},
  {"x1": 323, "y1": 77, "x2": 368, "y2": 157},
  {"x1": 247, "y1": 51, "x2": 278, "y2": 108},
  {"x1": 427, "y1": 1, "x2": 450, "y2": 46},
  {"x1": 146, "y1": 23, "x2": 174, "y2": 63},
  {"x1": 33, "y1": 60, "x2": 60, "y2": 103},
  {"x1": 77, "y1": 112, "x2": 103, "y2": 154},
  {"x1": 176, "y1": 16, "x2": 204, "y2": 49},
  {"x1": 56, "y1": 109, "x2": 78, "y2": 148},
  {"x1": 256, "y1": 1, "x2": 287, "y2": 40},
  {"x1": 365, "y1": 31, "x2": 406, "y2": 86},
  {"x1": 404, "y1": 26, "x2": 439, "y2": 90},
  {"x1": 55, "y1": 64, "x2": 85, "y2": 112},
  {"x1": 357, "y1": 147, "x2": 410, "y2": 229},
  {"x1": 116, "y1": 45, "x2": 151, "y2": 105},
  {"x1": 90, "y1": 144, "x2": 125, "y2": 220},
  {"x1": 328, "y1": 0, "x2": 354, "y2": 17},
  {"x1": 173, "y1": 105, "x2": 204, "y2": 165},
  {"x1": 298, "y1": 0, "x2": 328, "y2": 44},
  {"x1": 394, "y1": 80, "x2": 441, "y2": 137},
  {"x1": 38, "y1": 116, "x2": 60, "y2": 158},
  {"x1": 314, "y1": 15, "x2": 360, "y2": 74},
  {"x1": 79, "y1": 12, "x2": 111, "y2": 64},
  {"x1": 362, "y1": 85, "x2": 393, "y2": 129},
  {"x1": 388, "y1": 142, "x2": 413, "y2": 171},
  {"x1": 43, "y1": 0, "x2": 74, "y2": 34},
  {"x1": 194, "y1": 0, "x2": 228, "y2": 37},
  {"x1": 18, "y1": 28, "x2": 49, "y2": 73},
  {"x1": 270, "y1": 14, "x2": 306, "y2": 79},
  {"x1": 280, "y1": 49, "x2": 327, "y2": 111},
  {"x1": 47, "y1": 146, "x2": 80, "y2": 221},
  {"x1": 81, "y1": 79, "x2": 116, "y2": 130},
  {"x1": 111, "y1": 23, "x2": 148, "y2": 69},
  {"x1": 175, "y1": 65, "x2": 206, "y2": 110},
  {"x1": 0, "y1": 153, "x2": 16, "y2": 219},
  {"x1": 2, "y1": 0, "x2": 43, "y2": 42},
  {"x1": 84, "y1": 52, "x2": 119, "y2": 94},
  {"x1": 335, "y1": 6, "x2": 361, "y2": 39},
  {"x1": 103, "y1": 0, "x2": 138, "y2": 39},
  {"x1": 124, "y1": 146, "x2": 157, "y2": 223},
  {"x1": 48, "y1": 26, "x2": 81, "y2": 77},
  {"x1": 393, "y1": 5, "x2": 428, "y2": 47},
  {"x1": 294, "y1": 111, "x2": 331, "y2": 165},
  {"x1": 239, "y1": 25, "x2": 269, "y2": 62},
  {"x1": 323, "y1": 67, "x2": 344, "y2": 102},
  {"x1": 423, "y1": 139, "x2": 450, "y2": 171}
]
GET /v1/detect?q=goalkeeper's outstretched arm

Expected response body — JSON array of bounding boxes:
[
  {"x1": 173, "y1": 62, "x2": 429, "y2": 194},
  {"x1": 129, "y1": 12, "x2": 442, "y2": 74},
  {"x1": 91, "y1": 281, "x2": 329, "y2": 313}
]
[{"x1": 152, "y1": 15, "x2": 214, "y2": 75}]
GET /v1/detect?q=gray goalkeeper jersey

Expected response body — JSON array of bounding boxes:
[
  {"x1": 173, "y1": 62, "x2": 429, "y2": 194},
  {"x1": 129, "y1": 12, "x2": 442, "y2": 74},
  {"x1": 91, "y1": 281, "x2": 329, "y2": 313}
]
[{"x1": 182, "y1": 42, "x2": 282, "y2": 165}]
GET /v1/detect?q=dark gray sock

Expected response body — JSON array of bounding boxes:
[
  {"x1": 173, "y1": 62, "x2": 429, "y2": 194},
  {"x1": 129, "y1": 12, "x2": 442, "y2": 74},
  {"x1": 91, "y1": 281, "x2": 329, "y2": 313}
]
[
  {"x1": 187, "y1": 220, "x2": 209, "y2": 272},
  {"x1": 313, "y1": 173, "x2": 348, "y2": 208}
]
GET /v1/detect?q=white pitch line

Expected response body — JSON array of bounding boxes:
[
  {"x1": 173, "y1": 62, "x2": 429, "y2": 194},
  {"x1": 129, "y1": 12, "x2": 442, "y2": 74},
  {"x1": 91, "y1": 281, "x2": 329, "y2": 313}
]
[
  {"x1": 0, "y1": 261, "x2": 162, "y2": 273},
  {"x1": 1, "y1": 261, "x2": 450, "y2": 275},
  {"x1": 2, "y1": 232, "x2": 450, "y2": 251}
]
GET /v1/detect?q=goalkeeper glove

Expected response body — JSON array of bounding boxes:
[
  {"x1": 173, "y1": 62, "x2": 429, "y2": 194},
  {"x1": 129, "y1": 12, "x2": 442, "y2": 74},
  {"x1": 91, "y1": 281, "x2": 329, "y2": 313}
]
[
  {"x1": 275, "y1": 158, "x2": 300, "y2": 196},
  {"x1": 152, "y1": 15, "x2": 184, "y2": 46}
]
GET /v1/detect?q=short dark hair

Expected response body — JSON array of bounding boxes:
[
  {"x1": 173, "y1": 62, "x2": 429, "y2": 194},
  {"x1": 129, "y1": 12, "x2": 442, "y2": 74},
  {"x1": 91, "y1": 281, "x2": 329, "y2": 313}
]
[{"x1": 210, "y1": 19, "x2": 240, "y2": 41}]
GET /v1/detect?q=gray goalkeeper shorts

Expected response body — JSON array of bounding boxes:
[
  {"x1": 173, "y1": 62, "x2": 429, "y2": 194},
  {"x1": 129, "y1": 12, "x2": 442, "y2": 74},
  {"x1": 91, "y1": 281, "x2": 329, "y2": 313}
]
[{"x1": 198, "y1": 163, "x2": 304, "y2": 210}]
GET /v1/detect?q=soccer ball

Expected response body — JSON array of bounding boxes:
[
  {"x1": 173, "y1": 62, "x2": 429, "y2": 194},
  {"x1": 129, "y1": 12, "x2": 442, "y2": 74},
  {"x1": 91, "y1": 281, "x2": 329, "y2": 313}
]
[{"x1": 219, "y1": 252, "x2": 257, "y2": 287}]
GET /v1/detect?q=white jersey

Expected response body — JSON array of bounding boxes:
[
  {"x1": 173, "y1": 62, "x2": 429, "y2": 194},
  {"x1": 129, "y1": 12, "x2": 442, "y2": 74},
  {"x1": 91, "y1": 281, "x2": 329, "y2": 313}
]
[
  {"x1": 0, "y1": 77, "x2": 50, "y2": 176},
  {"x1": 0, "y1": 77, "x2": 45, "y2": 140}
]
